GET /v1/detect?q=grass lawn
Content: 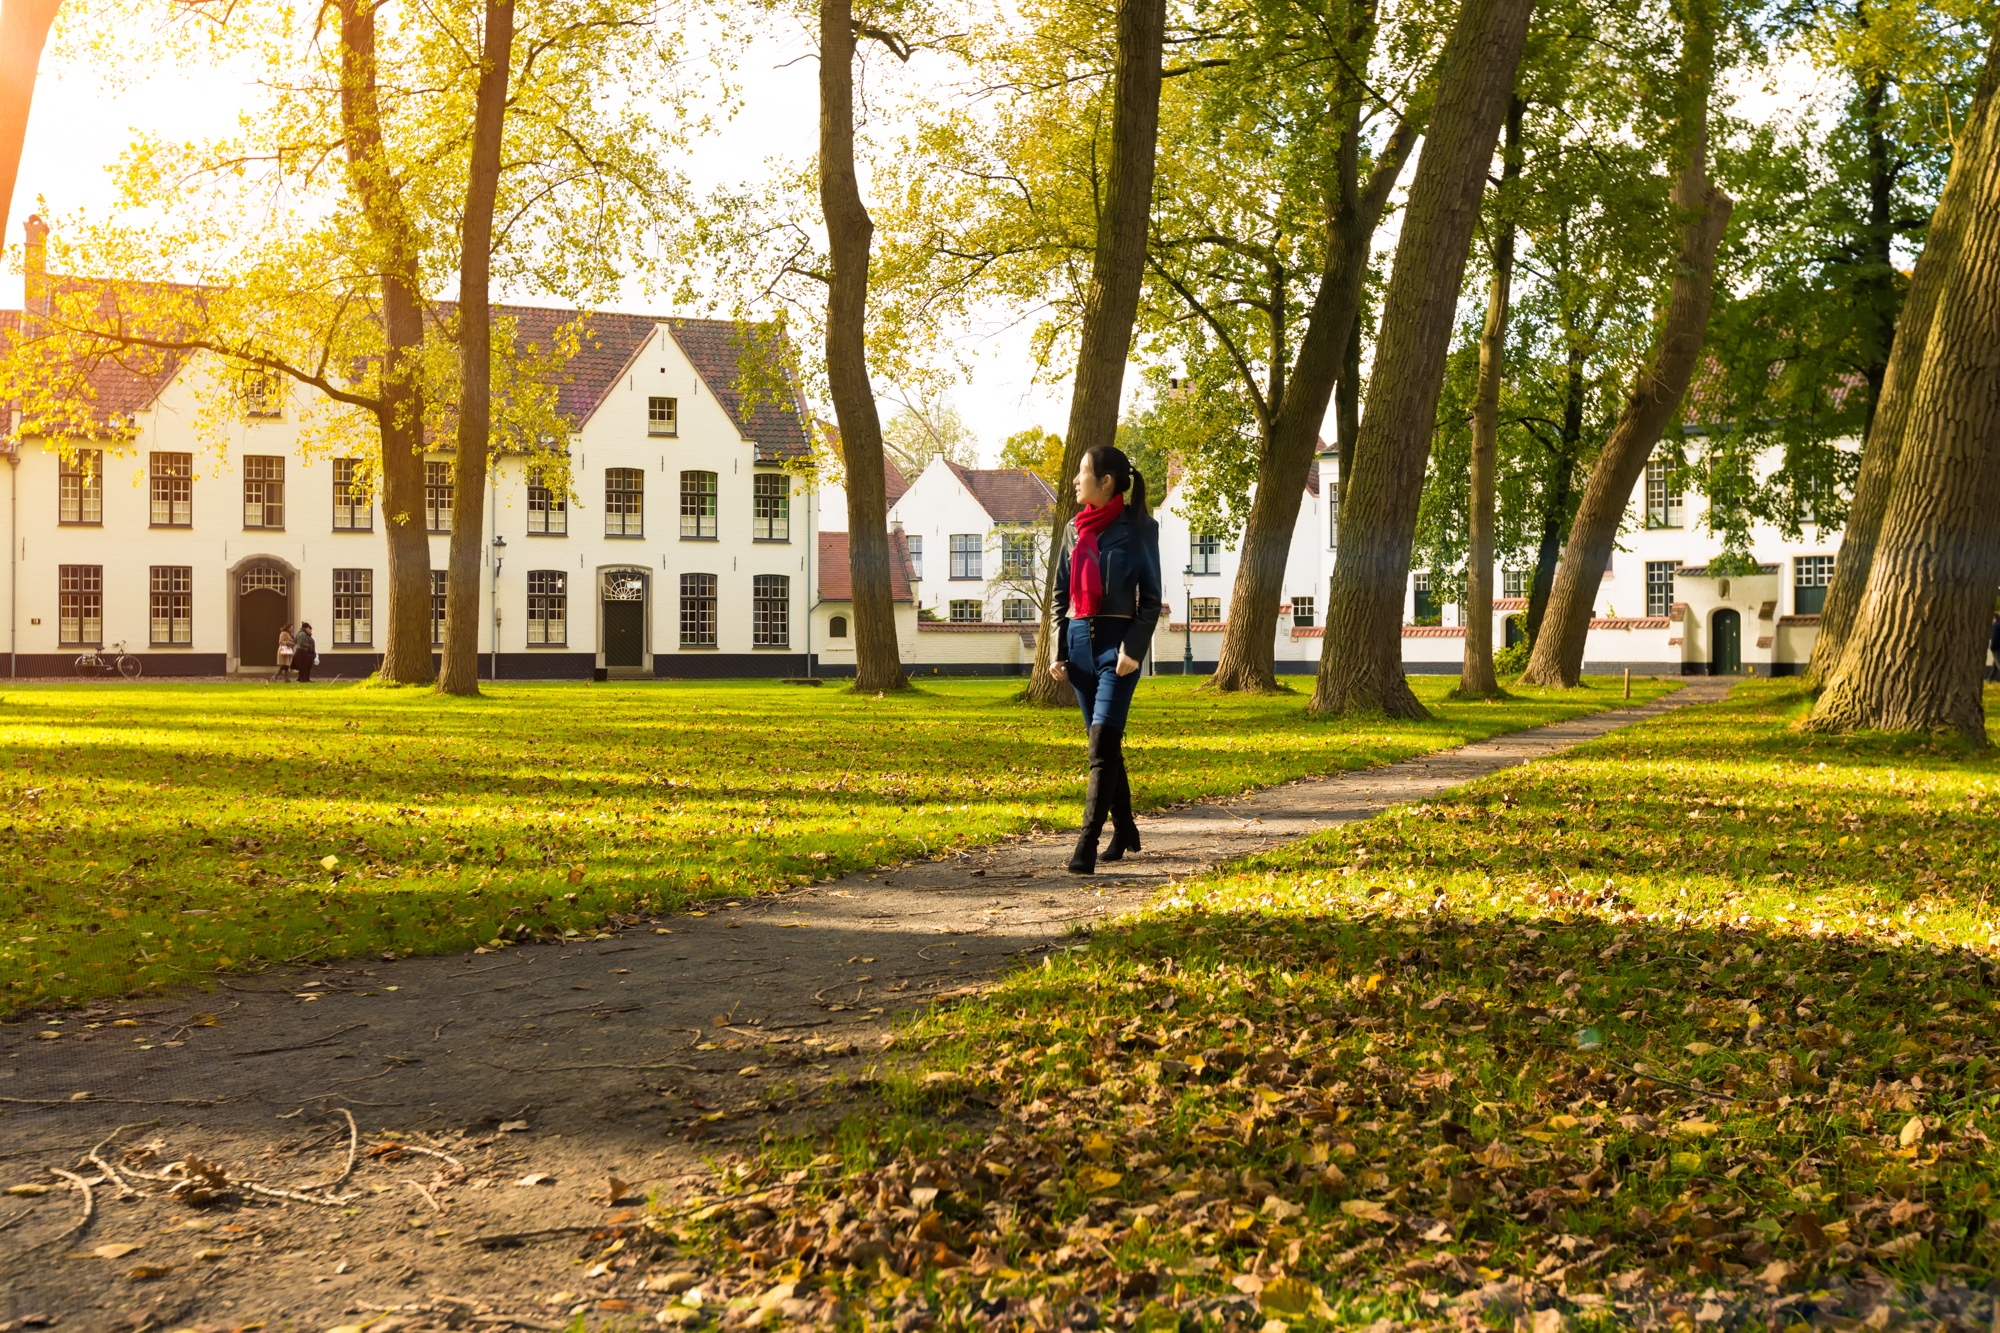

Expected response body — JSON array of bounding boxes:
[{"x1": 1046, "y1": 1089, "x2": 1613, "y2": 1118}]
[
  {"x1": 670, "y1": 681, "x2": 2000, "y2": 1329},
  {"x1": 0, "y1": 673, "x2": 1671, "y2": 1011}
]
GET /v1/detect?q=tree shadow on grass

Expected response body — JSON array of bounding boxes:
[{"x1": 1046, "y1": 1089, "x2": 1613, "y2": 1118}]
[{"x1": 711, "y1": 905, "x2": 2000, "y2": 1330}]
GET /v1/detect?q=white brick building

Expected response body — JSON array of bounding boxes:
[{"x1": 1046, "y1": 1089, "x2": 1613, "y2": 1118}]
[{"x1": 1, "y1": 290, "x2": 821, "y2": 680}]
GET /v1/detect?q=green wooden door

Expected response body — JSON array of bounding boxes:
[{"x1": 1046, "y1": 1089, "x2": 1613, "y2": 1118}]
[{"x1": 1712, "y1": 608, "x2": 1741, "y2": 675}]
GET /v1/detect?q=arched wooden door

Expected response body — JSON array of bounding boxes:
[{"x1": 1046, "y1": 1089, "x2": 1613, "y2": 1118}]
[
  {"x1": 238, "y1": 564, "x2": 290, "y2": 667},
  {"x1": 1712, "y1": 608, "x2": 1742, "y2": 676}
]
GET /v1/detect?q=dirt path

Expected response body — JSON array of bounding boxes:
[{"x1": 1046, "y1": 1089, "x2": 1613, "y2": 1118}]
[{"x1": 0, "y1": 681, "x2": 1728, "y2": 1332}]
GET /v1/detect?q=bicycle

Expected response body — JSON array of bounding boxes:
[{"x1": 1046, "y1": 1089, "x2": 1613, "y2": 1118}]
[{"x1": 75, "y1": 640, "x2": 143, "y2": 679}]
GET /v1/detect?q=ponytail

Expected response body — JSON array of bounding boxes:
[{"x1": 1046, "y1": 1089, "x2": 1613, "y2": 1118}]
[{"x1": 1082, "y1": 443, "x2": 1149, "y2": 517}]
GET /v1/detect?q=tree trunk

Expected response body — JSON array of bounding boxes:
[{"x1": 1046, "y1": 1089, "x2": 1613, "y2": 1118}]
[
  {"x1": 1522, "y1": 421, "x2": 1574, "y2": 643},
  {"x1": 1308, "y1": 0, "x2": 1536, "y2": 719},
  {"x1": 0, "y1": 0, "x2": 59, "y2": 254},
  {"x1": 1519, "y1": 4, "x2": 1732, "y2": 689},
  {"x1": 819, "y1": 0, "x2": 907, "y2": 693},
  {"x1": 1208, "y1": 101, "x2": 1424, "y2": 694},
  {"x1": 336, "y1": 0, "x2": 433, "y2": 685},
  {"x1": 1805, "y1": 23, "x2": 2000, "y2": 742},
  {"x1": 1804, "y1": 34, "x2": 1995, "y2": 689},
  {"x1": 1335, "y1": 309, "x2": 1360, "y2": 511},
  {"x1": 1457, "y1": 96, "x2": 1522, "y2": 699},
  {"x1": 437, "y1": 0, "x2": 514, "y2": 697},
  {"x1": 1024, "y1": 0, "x2": 1167, "y2": 705}
]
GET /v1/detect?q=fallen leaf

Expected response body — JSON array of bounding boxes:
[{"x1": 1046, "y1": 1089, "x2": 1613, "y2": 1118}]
[
  {"x1": 498, "y1": 1120, "x2": 530, "y2": 1133},
  {"x1": 93, "y1": 1243, "x2": 143, "y2": 1259},
  {"x1": 603, "y1": 1176, "x2": 631, "y2": 1205},
  {"x1": 320, "y1": 855, "x2": 339, "y2": 871},
  {"x1": 1259, "y1": 1277, "x2": 1318, "y2": 1316},
  {"x1": 5, "y1": 1184, "x2": 51, "y2": 1197},
  {"x1": 1340, "y1": 1199, "x2": 1394, "y2": 1224},
  {"x1": 517, "y1": 1173, "x2": 556, "y2": 1187},
  {"x1": 126, "y1": 1265, "x2": 171, "y2": 1281},
  {"x1": 1899, "y1": 1115, "x2": 1926, "y2": 1148}
]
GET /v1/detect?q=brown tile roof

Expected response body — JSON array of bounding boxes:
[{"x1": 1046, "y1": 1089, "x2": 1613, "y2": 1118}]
[
  {"x1": 817, "y1": 528, "x2": 914, "y2": 602},
  {"x1": 8, "y1": 279, "x2": 809, "y2": 457},
  {"x1": 3, "y1": 286, "x2": 194, "y2": 431},
  {"x1": 883, "y1": 457, "x2": 911, "y2": 507},
  {"x1": 946, "y1": 463, "x2": 1056, "y2": 523}
]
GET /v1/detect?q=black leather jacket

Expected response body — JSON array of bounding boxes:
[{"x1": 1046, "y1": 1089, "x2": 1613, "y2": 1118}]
[{"x1": 1053, "y1": 507, "x2": 1164, "y2": 661}]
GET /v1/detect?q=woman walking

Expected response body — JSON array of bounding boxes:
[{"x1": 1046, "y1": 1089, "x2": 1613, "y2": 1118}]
[
  {"x1": 273, "y1": 623, "x2": 296, "y2": 682},
  {"x1": 1049, "y1": 444, "x2": 1162, "y2": 874}
]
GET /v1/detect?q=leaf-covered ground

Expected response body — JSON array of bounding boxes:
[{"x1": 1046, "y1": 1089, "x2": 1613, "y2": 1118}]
[
  {"x1": 0, "y1": 675, "x2": 1671, "y2": 1009},
  {"x1": 653, "y1": 682, "x2": 2000, "y2": 1330}
]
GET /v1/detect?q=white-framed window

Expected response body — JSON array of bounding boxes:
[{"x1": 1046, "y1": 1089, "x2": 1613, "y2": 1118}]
[
  {"x1": 430, "y1": 570, "x2": 448, "y2": 645},
  {"x1": 681, "y1": 572, "x2": 717, "y2": 646},
  {"x1": 1795, "y1": 555, "x2": 1835, "y2": 614},
  {"x1": 606, "y1": 468, "x2": 644, "y2": 537},
  {"x1": 526, "y1": 571, "x2": 566, "y2": 645},
  {"x1": 753, "y1": 472, "x2": 790, "y2": 540},
  {"x1": 242, "y1": 370, "x2": 282, "y2": 419},
  {"x1": 680, "y1": 470, "x2": 718, "y2": 539},
  {"x1": 1291, "y1": 595, "x2": 1315, "y2": 628},
  {"x1": 1328, "y1": 492, "x2": 1339, "y2": 550},
  {"x1": 59, "y1": 450, "x2": 102, "y2": 525},
  {"x1": 243, "y1": 455, "x2": 285, "y2": 529},
  {"x1": 907, "y1": 535, "x2": 923, "y2": 580},
  {"x1": 528, "y1": 482, "x2": 567, "y2": 535},
  {"x1": 1000, "y1": 531, "x2": 1036, "y2": 578},
  {"x1": 1645, "y1": 561, "x2": 1677, "y2": 618},
  {"x1": 425, "y1": 461, "x2": 453, "y2": 533},
  {"x1": 753, "y1": 574, "x2": 789, "y2": 646},
  {"x1": 949, "y1": 533, "x2": 981, "y2": 579},
  {"x1": 1001, "y1": 598, "x2": 1033, "y2": 622},
  {"x1": 648, "y1": 396, "x2": 678, "y2": 437},
  {"x1": 333, "y1": 568, "x2": 373, "y2": 645},
  {"x1": 59, "y1": 565, "x2": 102, "y2": 647},
  {"x1": 1412, "y1": 571, "x2": 1437, "y2": 622},
  {"x1": 949, "y1": 599, "x2": 982, "y2": 623},
  {"x1": 1189, "y1": 597, "x2": 1221, "y2": 623},
  {"x1": 333, "y1": 457, "x2": 371, "y2": 531},
  {"x1": 1645, "y1": 458, "x2": 1684, "y2": 528},
  {"x1": 150, "y1": 452, "x2": 192, "y2": 527},
  {"x1": 149, "y1": 566, "x2": 192, "y2": 646},
  {"x1": 1502, "y1": 568, "x2": 1526, "y2": 599},
  {"x1": 1191, "y1": 533, "x2": 1222, "y2": 575}
]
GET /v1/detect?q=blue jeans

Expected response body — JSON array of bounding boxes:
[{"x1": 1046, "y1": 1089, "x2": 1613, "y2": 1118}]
[{"x1": 1066, "y1": 618, "x2": 1141, "y2": 735}]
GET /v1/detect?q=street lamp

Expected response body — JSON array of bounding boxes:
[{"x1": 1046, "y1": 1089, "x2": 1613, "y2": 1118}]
[
  {"x1": 489, "y1": 533, "x2": 506, "y2": 682},
  {"x1": 1182, "y1": 564, "x2": 1195, "y2": 676}
]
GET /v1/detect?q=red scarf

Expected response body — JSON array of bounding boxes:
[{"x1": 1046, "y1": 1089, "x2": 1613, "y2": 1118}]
[{"x1": 1069, "y1": 493, "x2": 1125, "y2": 616}]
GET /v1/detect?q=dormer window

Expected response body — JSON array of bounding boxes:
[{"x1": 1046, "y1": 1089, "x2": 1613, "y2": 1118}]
[
  {"x1": 648, "y1": 396, "x2": 678, "y2": 437},
  {"x1": 243, "y1": 371, "x2": 282, "y2": 420}
]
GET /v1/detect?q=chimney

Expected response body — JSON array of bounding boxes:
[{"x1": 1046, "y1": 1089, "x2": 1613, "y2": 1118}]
[{"x1": 23, "y1": 214, "x2": 47, "y2": 315}]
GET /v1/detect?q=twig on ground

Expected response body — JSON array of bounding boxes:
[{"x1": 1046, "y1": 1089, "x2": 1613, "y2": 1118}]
[
  {"x1": 465, "y1": 1223, "x2": 616, "y2": 1247},
  {"x1": 0, "y1": 1094, "x2": 230, "y2": 1108},
  {"x1": 84, "y1": 1124, "x2": 146, "y2": 1200},
  {"x1": 434, "y1": 1019, "x2": 455, "y2": 1041},
  {"x1": 232, "y1": 1022, "x2": 367, "y2": 1058},
  {"x1": 406, "y1": 1179, "x2": 446, "y2": 1215},
  {"x1": 1606, "y1": 1055, "x2": 1737, "y2": 1104},
  {"x1": 295, "y1": 1107, "x2": 360, "y2": 1194},
  {"x1": 46, "y1": 1166, "x2": 93, "y2": 1247},
  {"x1": 397, "y1": 1142, "x2": 465, "y2": 1171},
  {"x1": 475, "y1": 1059, "x2": 702, "y2": 1075}
]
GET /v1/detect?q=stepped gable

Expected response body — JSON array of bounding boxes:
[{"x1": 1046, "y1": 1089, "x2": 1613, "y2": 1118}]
[
  {"x1": 946, "y1": 463, "x2": 1056, "y2": 523},
  {"x1": 818, "y1": 529, "x2": 915, "y2": 602}
]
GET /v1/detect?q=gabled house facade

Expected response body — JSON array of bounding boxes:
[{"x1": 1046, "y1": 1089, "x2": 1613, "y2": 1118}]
[{"x1": 1, "y1": 263, "x2": 818, "y2": 679}]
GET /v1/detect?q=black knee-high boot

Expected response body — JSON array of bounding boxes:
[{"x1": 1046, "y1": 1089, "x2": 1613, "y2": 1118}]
[
  {"x1": 1068, "y1": 724, "x2": 1112, "y2": 874},
  {"x1": 1101, "y1": 744, "x2": 1140, "y2": 862}
]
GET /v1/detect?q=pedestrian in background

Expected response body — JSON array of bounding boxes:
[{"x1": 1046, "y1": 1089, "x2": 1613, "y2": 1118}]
[
  {"x1": 1049, "y1": 444, "x2": 1162, "y2": 874},
  {"x1": 1989, "y1": 612, "x2": 1999, "y2": 682},
  {"x1": 294, "y1": 622, "x2": 318, "y2": 683},
  {"x1": 273, "y1": 623, "x2": 296, "y2": 682}
]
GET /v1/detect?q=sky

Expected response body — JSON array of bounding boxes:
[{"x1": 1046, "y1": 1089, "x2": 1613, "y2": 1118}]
[{"x1": 4, "y1": 8, "x2": 1827, "y2": 468}]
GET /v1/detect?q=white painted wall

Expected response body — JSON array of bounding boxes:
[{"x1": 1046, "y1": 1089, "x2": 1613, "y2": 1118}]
[{"x1": 4, "y1": 330, "x2": 816, "y2": 675}]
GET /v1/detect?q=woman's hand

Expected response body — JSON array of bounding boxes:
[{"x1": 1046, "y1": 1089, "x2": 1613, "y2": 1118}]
[
  {"x1": 1115, "y1": 649, "x2": 1140, "y2": 677},
  {"x1": 1049, "y1": 657, "x2": 1068, "y2": 681}
]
